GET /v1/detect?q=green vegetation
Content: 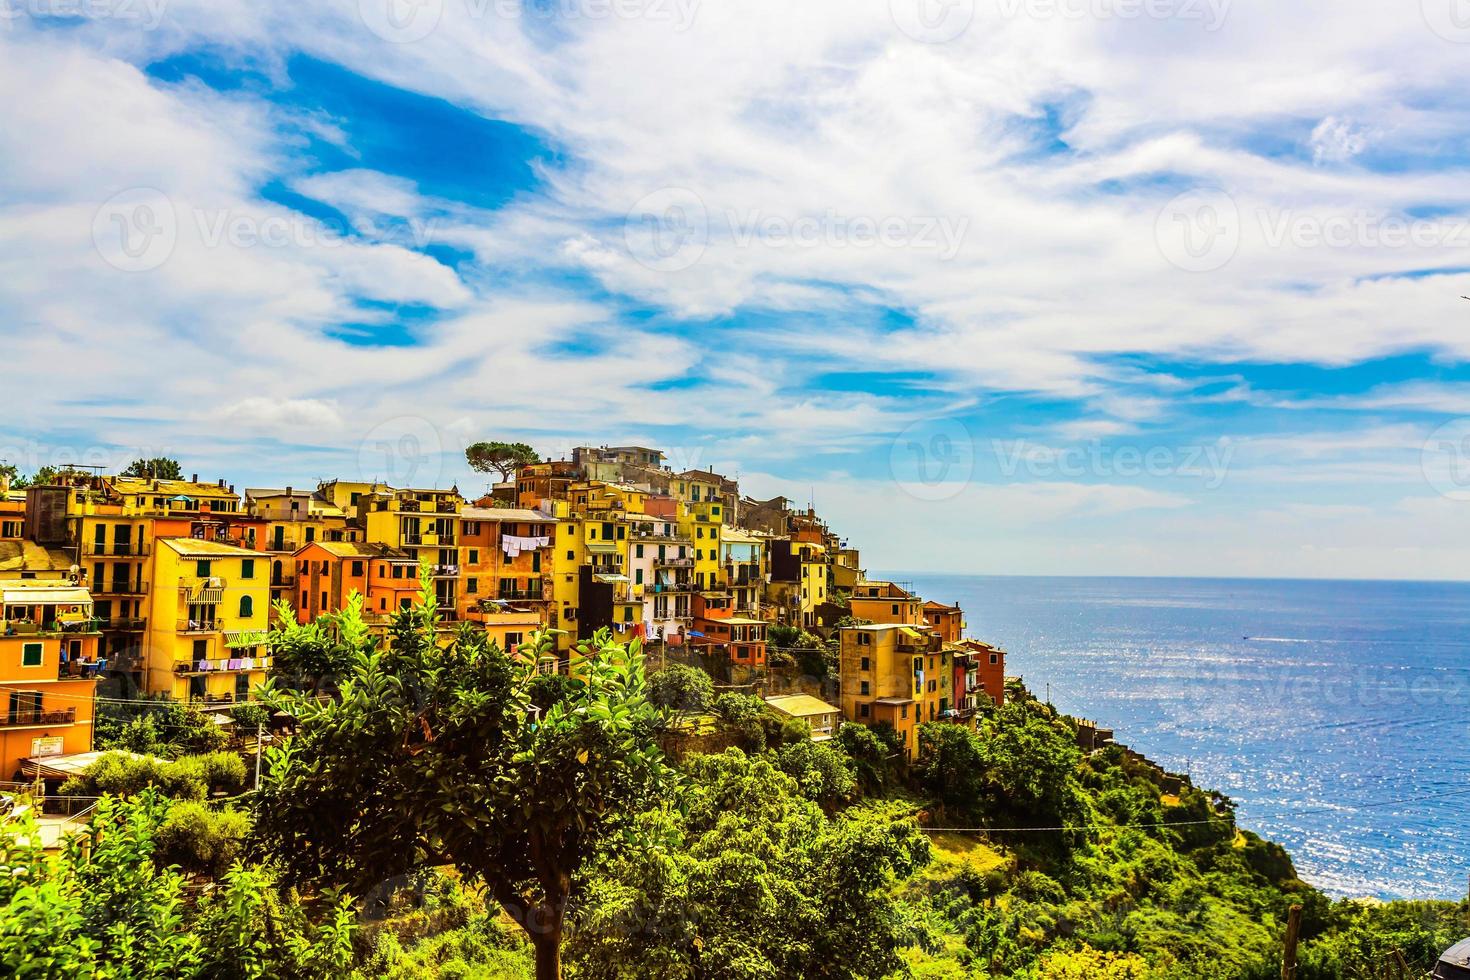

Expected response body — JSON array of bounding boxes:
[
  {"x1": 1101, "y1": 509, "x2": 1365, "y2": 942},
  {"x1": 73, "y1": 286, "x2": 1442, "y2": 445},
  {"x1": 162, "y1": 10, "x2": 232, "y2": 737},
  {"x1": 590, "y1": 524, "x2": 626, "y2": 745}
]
[
  {"x1": 120, "y1": 456, "x2": 184, "y2": 480},
  {"x1": 5, "y1": 569, "x2": 1463, "y2": 978},
  {"x1": 465, "y1": 441, "x2": 539, "y2": 482}
]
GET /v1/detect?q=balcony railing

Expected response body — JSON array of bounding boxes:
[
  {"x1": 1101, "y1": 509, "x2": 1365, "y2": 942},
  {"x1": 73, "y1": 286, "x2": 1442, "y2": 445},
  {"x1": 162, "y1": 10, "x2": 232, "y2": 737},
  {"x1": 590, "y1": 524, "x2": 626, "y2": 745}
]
[
  {"x1": 176, "y1": 618, "x2": 220, "y2": 633},
  {"x1": 82, "y1": 541, "x2": 150, "y2": 557},
  {"x1": 497, "y1": 588, "x2": 545, "y2": 601},
  {"x1": 100, "y1": 617, "x2": 147, "y2": 632},
  {"x1": 3, "y1": 619, "x2": 102, "y2": 638},
  {"x1": 0, "y1": 708, "x2": 75, "y2": 728},
  {"x1": 94, "y1": 581, "x2": 145, "y2": 595},
  {"x1": 656, "y1": 556, "x2": 693, "y2": 567},
  {"x1": 431, "y1": 564, "x2": 461, "y2": 577}
]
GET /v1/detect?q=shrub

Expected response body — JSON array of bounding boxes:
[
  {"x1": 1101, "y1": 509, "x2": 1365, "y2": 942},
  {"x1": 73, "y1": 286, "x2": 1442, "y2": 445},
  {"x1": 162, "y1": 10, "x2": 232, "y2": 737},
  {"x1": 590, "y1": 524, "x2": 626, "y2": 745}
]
[
  {"x1": 648, "y1": 663, "x2": 715, "y2": 713},
  {"x1": 155, "y1": 802, "x2": 249, "y2": 875}
]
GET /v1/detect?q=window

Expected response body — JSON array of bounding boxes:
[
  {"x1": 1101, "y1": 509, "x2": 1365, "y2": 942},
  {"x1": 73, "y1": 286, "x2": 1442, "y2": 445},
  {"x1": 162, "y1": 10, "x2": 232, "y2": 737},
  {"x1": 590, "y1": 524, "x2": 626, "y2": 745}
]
[
  {"x1": 634, "y1": 568, "x2": 644, "y2": 584},
  {"x1": 196, "y1": 560, "x2": 212, "y2": 578},
  {"x1": 860, "y1": 656, "x2": 870, "y2": 671},
  {"x1": 321, "y1": 591, "x2": 328, "y2": 610},
  {"x1": 240, "y1": 557, "x2": 255, "y2": 579},
  {"x1": 859, "y1": 680, "x2": 869, "y2": 695},
  {"x1": 566, "y1": 550, "x2": 575, "y2": 561},
  {"x1": 857, "y1": 632, "x2": 871, "y2": 646},
  {"x1": 859, "y1": 703, "x2": 870, "y2": 718},
  {"x1": 900, "y1": 705, "x2": 908, "y2": 720},
  {"x1": 21, "y1": 643, "x2": 42, "y2": 667},
  {"x1": 990, "y1": 653, "x2": 999, "y2": 665},
  {"x1": 351, "y1": 561, "x2": 364, "y2": 577},
  {"x1": 193, "y1": 639, "x2": 208, "y2": 659},
  {"x1": 467, "y1": 577, "x2": 478, "y2": 594},
  {"x1": 305, "y1": 527, "x2": 315, "y2": 542},
  {"x1": 928, "y1": 680, "x2": 937, "y2": 693},
  {"x1": 468, "y1": 549, "x2": 479, "y2": 565},
  {"x1": 891, "y1": 603, "x2": 899, "y2": 616},
  {"x1": 239, "y1": 595, "x2": 254, "y2": 618},
  {"x1": 301, "y1": 591, "x2": 308, "y2": 607},
  {"x1": 505, "y1": 631, "x2": 523, "y2": 650},
  {"x1": 616, "y1": 525, "x2": 625, "y2": 540},
  {"x1": 236, "y1": 673, "x2": 250, "y2": 700},
  {"x1": 635, "y1": 544, "x2": 644, "y2": 558}
]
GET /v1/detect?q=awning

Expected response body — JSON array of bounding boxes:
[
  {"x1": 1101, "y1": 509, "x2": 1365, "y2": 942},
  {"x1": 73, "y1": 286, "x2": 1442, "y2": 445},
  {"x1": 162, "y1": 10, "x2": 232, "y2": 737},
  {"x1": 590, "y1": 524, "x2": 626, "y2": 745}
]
[
  {"x1": 585, "y1": 541, "x2": 618, "y2": 554},
  {"x1": 223, "y1": 631, "x2": 270, "y2": 649},
  {"x1": 898, "y1": 627, "x2": 924, "y2": 639},
  {"x1": 194, "y1": 588, "x2": 224, "y2": 604},
  {"x1": 2, "y1": 586, "x2": 90, "y2": 605},
  {"x1": 593, "y1": 573, "x2": 630, "y2": 584}
]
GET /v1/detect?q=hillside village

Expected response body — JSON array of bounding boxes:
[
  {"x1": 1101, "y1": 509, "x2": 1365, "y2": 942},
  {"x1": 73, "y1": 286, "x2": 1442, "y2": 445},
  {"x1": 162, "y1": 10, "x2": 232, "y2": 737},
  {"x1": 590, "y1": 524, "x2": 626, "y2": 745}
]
[{"x1": 0, "y1": 443, "x2": 1006, "y2": 780}]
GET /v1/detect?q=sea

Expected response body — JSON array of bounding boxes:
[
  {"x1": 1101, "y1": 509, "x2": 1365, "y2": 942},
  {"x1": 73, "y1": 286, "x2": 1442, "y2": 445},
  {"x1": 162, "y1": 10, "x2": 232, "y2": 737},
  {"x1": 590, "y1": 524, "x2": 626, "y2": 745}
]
[{"x1": 884, "y1": 574, "x2": 1470, "y2": 901}]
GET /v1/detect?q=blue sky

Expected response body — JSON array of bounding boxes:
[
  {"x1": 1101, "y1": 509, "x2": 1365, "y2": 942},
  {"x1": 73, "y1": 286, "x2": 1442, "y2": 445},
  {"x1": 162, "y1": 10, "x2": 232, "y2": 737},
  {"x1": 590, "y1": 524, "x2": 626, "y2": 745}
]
[{"x1": 4, "y1": 1, "x2": 1470, "y2": 578}]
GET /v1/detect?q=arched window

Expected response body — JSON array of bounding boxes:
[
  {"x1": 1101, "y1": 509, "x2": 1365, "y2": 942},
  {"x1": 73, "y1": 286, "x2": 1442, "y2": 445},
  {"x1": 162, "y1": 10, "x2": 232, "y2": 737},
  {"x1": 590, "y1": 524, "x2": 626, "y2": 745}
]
[{"x1": 239, "y1": 595, "x2": 254, "y2": 618}]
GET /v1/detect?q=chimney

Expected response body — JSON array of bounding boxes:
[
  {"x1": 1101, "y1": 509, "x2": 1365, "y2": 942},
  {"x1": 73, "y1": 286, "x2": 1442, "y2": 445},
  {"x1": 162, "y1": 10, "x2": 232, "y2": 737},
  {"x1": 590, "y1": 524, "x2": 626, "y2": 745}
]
[
  {"x1": 228, "y1": 485, "x2": 234, "y2": 493},
  {"x1": 191, "y1": 473, "x2": 198, "y2": 483},
  {"x1": 286, "y1": 486, "x2": 293, "y2": 497},
  {"x1": 218, "y1": 478, "x2": 225, "y2": 488}
]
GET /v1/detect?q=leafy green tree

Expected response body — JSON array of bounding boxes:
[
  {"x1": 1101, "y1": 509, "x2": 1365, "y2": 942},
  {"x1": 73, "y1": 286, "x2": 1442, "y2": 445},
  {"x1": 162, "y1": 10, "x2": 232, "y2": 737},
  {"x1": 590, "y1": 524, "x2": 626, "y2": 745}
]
[
  {"x1": 253, "y1": 572, "x2": 671, "y2": 980},
  {"x1": 94, "y1": 697, "x2": 229, "y2": 757},
  {"x1": 565, "y1": 749, "x2": 930, "y2": 979},
  {"x1": 647, "y1": 662, "x2": 714, "y2": 713},
  {"x1": 193, "y1": 862, "x2": 356, "y2": 980},
  {"x1": 915, "y1": 722, "x2": 989, "y2": 817},
  {"x1": 838, "y1": 722, "x2": 900, "y2": 796},
  {"x1": 268, "y1": 595, "x2": 375, "y2": 694},
  {"x1": 155, "y1": 802, "x2": 250, "y2": 876},
  {"x1": 122, "y1": 457, "x2": 183, "y2": 480},
  {"x1": 774, "y1": 737, "x2": 857, "y2": 812},
  {"x1": 465, "y1": 441, "x2": 539, "y2": 482}
]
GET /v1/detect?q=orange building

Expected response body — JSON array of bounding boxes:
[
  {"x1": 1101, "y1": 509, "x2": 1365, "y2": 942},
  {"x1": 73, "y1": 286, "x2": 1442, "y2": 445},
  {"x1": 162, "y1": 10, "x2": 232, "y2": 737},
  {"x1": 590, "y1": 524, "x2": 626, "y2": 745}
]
[
  {"x1": 292, "y1": 541, "x2": 422, "y2": 625},
  {"x1": 691, "y1": 592, "x2": 767, "y2": 668},
  {"x1": 457, "y1": 507, "x2": 556, "y2": 622},
  {"x1": 952, "y1": 639, "x2": 1006, "y2": 713},
  {"x1": 922, "y1": 600, "x2": 965, "y2": 643},
  {"x1": 848, "y1": 581, "x2": 923, "y2": 626},
  {"x1": 838, "y1": 623, "x2": 951, "y2": 759},
  {"x1": 0, "y1": 578, "x2": 102, "y2": 780}
]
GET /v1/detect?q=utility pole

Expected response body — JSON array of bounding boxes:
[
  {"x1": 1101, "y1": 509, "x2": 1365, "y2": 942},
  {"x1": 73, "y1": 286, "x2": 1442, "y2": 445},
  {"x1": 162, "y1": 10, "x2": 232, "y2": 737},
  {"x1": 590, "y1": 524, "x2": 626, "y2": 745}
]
[
  {"x1": 254, "y1": 722, "x2": 264, "y2": 791},
  {"x1": 1281, "y1": 903, "x2": 1302, "y2": 980}
]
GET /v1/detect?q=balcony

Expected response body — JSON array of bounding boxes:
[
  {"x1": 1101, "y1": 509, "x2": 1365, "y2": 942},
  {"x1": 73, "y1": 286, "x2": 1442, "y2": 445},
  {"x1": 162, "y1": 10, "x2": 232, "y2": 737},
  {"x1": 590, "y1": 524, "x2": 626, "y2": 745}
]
[
  {"x1": 3, "y1": 619, "x2": 101, "y2": 638},
  {"x1": 100, "y1": 617, "x2": 147, "y2": 632},
  {"x1": 0, "y1": 708, "x2": 75, "y2": 728},
  {"x1": 656, "y1": 556, "x2": 694, "y2": 568},
  {"x1": 82, "y1": 540, "x2": 150, "y2": 557},
  {"x1": 58, "y1": 659, "x2": 104, "y2": 680},
  {"x1": 94, "y1": 581, "x2": 145, "y2": 595},
  {"x1": 431, "y1": 564, "x2": 461, "y2": 577},
  {"x1": 175, "y1": 656, "x2": 273, "y2": 674},
  {"x1": 497, "y1": 588, "x2": 545, "y2": 601},
  {"x1": 176, "y1": 618, "x2": 220, "y2": 633}
]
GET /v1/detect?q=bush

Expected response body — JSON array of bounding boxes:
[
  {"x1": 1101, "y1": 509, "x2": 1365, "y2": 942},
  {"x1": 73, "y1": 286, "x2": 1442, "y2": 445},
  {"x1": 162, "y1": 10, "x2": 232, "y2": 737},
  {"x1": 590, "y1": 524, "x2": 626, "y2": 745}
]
[
  {"x1": 155, "y1": 802, "x2": 249, "y2": 875},
  {"x1": 58, "y1": 750, "x2": 247, "y2": 801},
  {"x1": 648, "y1": 663, "x2": 715, "y2": 713}
]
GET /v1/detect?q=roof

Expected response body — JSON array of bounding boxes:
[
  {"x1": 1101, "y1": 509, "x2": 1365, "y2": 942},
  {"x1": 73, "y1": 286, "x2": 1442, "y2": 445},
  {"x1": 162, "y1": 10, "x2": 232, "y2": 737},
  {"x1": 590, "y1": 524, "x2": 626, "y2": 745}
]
[
  {"x1": 305, "y1": 540, "x2": 410, "y2": 560},
  {"x1": 764, "y1": 694, "x2": 841, "y2": 718},
  {"x1": 1438, "y1": 940, "x2": 1470, "y2": 978},
  {"x1": 461, "y1": 506, "x2": 557, "y2": 523},
  {"x1": 851, "y1": 622, "x2": 933, "y2": 633},
  {"x1": 110, "y1": 476, "x2": 238, "y2": 498},
  {"x1": 874, "y1": 696, "x2": 916, "y2": 706},
  {"x1": 22, "y1": 750, "x2": 162, "y2": 780},
  {"x1": 2, "y1": 584, "x2": 91, "y2": 605},
  {"x1": 722, "y1": 617, "x2": 769, "y2": 626},
  {"x1": 0, "y1": 540, "x2": 75, "y2": 573},
  {"x1": 676, "y1": 469, "x2": 726, "y2": 484},
  {"x1": 924, "y1": 600, "x2": 961, "y2": 612},
  {"x1": 157, "y1": 538, "x2": 263, "y2": 559},
  {"x1": 721, "y1": 527, "x2": 764, "y2": 545}
]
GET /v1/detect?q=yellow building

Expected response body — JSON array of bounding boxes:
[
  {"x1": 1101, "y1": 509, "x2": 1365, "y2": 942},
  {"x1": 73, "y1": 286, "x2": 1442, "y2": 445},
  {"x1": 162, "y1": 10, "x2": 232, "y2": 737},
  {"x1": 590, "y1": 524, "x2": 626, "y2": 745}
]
[
  {"x1": 0, "y1": 573, "x2": 102, "y2": 780},
  {"x1": 361, "y1": 487, "x2": 464, "y2": 611},
  {"x1": 720, "y1": 526, "x2": 766, "y2": 617},
  {"x1": 838, "y1": 623, "x2": 951, "y2": 760},
  {"x1": 25, "y1": 472, "x2": 249, "y2": 679},
  {"x1": 678, "y1": 499, "x2": 725, "y2": 593},
  {"x1": 245, "y1": 484, "x2": 358, "y2": 606},
  {"x1": 145, "y1": 538, "x2": 271, "y2": 703},
  {"x1": 848, "y1": 580, "x2": 923, "y2": 625}
]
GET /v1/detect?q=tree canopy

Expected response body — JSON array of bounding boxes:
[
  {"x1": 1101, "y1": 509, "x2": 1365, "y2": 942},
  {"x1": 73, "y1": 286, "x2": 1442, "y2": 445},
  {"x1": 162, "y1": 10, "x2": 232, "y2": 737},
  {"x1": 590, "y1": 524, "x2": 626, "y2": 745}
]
[
  {"x1": 253, "y1": 572, "x2": 671, "y2": 980},
  {"x1": 122, "y1": 456, "x2": 184, "y2": 480},
  {"x1": 465, "y1": 441, "x2": 539, "y2": 482}
]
